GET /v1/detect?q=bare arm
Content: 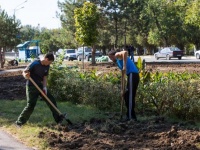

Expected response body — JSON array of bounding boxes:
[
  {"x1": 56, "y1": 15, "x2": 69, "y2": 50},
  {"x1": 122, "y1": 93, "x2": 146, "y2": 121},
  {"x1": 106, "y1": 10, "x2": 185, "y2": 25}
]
[
  {"x1": 115, "y1": 50, "x2": 128, "y2": 71},
  {"x1": 43, "y1": 76, "x2": 47, "y2": 87},
  {"x1": 115, "y1": 51, "x2": 128, "y2": 97}
]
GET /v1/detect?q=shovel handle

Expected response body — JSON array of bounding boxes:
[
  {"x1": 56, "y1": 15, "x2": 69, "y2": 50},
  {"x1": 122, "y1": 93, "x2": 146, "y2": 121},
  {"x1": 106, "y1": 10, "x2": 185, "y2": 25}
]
[
  {"x1": 29, "y1": 77, "x2": 62, "y2": 115},
  {"x1": 120, "y1": 73, "x2": 126, "y2": 119}
]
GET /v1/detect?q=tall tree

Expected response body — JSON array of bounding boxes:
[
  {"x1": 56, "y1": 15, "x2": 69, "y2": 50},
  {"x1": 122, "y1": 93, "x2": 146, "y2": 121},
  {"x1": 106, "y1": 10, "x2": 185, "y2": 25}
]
[
  {"x1": 138, "y1": 0, "x2": 188, "y2": 51},
  {"x1": 19, "y1": 25, "x2": 38, "y2": 42},
  {"x1": 58, "y1": 0, "x2": 80, "y2": 48},
  {"x1": 100, "y1": 0, "x2": 127, "y2": 49},
  {"x1": 74, "y1": 1, "x2": 100, "y2": 64},
  {"x1": 185, "y1": 0, "x2": 200, "y2": 27},
  {"x1": 0, "y1": 8, "x2": 21, "y2": 68},
  {"x1": 184, "y1": 0, "x2": 200, "y2": 49}
]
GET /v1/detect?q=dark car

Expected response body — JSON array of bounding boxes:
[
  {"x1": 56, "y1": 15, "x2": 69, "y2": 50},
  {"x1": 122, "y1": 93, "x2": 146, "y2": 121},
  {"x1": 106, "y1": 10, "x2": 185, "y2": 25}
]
[{"x1": 154, "y1": 47, "x2": 184, "y2": 60}]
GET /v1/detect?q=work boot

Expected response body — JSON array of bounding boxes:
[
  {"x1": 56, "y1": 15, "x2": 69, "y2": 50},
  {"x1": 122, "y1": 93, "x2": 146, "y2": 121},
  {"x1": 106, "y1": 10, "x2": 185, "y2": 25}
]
[
  {"x1": 14, "y1": 121, "x2": 22, "y2": 128},
  {"x1": 120, "y1": 116, "x2": 131, "y2": 123},
  {"x1": 123, "y1": 114, "x2": 137, "y2": 122},
  {"x1": 55, "y1": 115, "x2": 64, "y2": 124},
  {"x1": 130, "y1": 111, "x2": 137, "y2": 121}
]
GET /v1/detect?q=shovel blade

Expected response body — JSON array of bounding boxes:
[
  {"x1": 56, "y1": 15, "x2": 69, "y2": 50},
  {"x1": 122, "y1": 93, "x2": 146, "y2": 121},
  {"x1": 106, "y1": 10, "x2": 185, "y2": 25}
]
[{"x1": 60, "y1": 113, "x2": 73, "y2": 125}]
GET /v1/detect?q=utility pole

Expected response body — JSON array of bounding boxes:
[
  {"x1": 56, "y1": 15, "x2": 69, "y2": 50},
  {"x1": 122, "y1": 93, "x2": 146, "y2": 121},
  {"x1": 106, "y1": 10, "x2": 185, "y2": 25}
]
[
  {"x1": 14, "y1": 6, "x2": 24, "y2": 22},
  {"x1": 13, "y1": 0, "x2": 28, "y2": 22}
]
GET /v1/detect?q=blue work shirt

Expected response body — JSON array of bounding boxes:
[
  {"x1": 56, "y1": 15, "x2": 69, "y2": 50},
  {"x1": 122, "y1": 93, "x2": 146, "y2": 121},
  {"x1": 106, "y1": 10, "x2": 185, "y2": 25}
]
[{"x1": 116, "y1": 57, "x2": 139, "y2": 75}]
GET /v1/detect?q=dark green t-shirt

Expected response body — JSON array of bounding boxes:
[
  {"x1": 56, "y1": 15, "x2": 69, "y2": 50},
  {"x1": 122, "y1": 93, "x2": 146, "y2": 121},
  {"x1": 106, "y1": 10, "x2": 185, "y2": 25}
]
[{"x1": 25, "y1": 60, "x2": 49, "y2": 86}]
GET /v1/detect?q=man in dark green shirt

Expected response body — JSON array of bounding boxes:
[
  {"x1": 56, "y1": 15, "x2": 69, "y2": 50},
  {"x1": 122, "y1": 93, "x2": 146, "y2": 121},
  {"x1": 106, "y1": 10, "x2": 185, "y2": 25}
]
[{"x1": 15, "y1": 53, "x2": 62, "y2": 126}]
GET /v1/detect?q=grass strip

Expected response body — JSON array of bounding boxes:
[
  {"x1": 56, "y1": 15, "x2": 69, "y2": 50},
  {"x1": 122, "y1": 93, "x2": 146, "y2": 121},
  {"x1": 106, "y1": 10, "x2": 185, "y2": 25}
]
[{"x1": 0, "y1": 99, "x2": 106, "y2": 149}]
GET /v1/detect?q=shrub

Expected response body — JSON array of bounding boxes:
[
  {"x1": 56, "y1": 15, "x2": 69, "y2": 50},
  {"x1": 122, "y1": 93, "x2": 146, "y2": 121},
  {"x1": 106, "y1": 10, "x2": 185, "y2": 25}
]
[
  {"x1": 48, "y1": 63, "x2": 121, "y2": 111},
  {"x1": 137, "y1": 71, "x2": 200, "y2": 121},
  {"x1": 48, "y1": 57, "x2": 200, "y2": 121}
]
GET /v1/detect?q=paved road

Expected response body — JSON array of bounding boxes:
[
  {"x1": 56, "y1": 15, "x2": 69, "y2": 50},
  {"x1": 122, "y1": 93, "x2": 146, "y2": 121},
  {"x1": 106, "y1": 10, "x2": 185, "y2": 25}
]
[
  {"x1": 133, "y1": 55, "x2": 198, "y2": 62},
  {"x1": 70, "y1": 55, "x2": 198, "y2": 63},
  {"x1": 0, "y1": 130, "x2": 34, "y2": 150},
  {"x1": 0, "y1": 56, "x2": 198, "y2": 74}
]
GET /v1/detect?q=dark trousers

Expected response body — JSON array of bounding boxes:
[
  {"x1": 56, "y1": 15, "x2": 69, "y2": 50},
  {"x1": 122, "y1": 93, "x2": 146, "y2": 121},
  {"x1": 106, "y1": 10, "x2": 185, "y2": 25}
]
[
  {"x1": 16, "y1": 85, "x2": 61, "y2": 125},
  {"x1": 124, "y1": 73, "x2": 139, "y2": 120}
]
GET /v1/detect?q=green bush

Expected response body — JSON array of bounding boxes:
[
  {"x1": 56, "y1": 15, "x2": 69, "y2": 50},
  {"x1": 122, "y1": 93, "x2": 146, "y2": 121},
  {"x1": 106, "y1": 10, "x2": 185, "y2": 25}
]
[
  {"x1": 137, "y1": 71, "x2": 200, "y2": 121},
  {"x1": 48, "y1": 62, "x2": 121, "y2": 111},
  {"x1": 48, "y1": 57, "x2": 200, "y2": 121}
]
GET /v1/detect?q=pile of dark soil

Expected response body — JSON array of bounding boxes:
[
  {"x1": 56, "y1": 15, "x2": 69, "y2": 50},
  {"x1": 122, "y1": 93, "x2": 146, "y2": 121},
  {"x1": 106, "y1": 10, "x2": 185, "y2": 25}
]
[
  {"x1": 39, "y1": 116, "x2": 200, "y2": 150},
  {"x1": 0, "y1": 71, "x2": 26, "y2": 100}
]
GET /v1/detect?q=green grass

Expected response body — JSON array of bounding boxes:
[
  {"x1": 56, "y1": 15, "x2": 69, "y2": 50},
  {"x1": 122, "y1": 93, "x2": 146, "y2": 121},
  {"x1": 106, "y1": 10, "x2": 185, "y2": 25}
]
[
  {"x1": 0, "y1": 99, "x2": 106, "y2": 150},
  {"x1": 1, "y1": 99, "x2": 200, "y2": 149}
]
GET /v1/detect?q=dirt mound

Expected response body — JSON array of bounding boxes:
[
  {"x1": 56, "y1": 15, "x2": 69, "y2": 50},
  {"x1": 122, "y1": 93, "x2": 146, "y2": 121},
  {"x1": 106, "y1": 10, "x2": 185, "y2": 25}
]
[
  {"x1": 0, "y1": 71, "x2": 26, "y2": 100},
  {"x1": 38, "y1": 116, "x2": 200, "y2": 150}
]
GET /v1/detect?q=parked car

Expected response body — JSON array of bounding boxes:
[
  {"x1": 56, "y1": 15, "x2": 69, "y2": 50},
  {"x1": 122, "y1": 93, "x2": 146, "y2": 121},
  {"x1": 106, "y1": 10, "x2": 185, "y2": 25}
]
[
  {"x1": 154, "y1": 47, "x2": 184, "y2": 60},
  {"x1": 76, "y1": 47, "x2": 102, "y2": 61},
  {"x1": 55, "y1": 49, "x2": 65, "y2": 57},
  {"x1": 194, "y1": 50, "x2": 200, "y2": 59},
  {"x1": 64, "y1": 49, "x2": 77, "y2": 61}
]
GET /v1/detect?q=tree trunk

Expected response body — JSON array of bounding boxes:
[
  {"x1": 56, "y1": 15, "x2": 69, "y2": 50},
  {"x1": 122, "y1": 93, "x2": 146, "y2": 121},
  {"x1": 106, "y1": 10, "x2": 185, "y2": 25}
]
[
  {"x1": 195, "y1": 40, "x2": 200, "y2": 50},
  {"x1": 124, "y1": 20, "x2": 127, "y2": 48},
  {"x1": 102, "y1": 46, "x2": 106, "y2": 55},
  {"x1": 114, "y1": 14, "x2": 118, "y2": 49},
  {"x1": 92, "y1": 45, "x2": 96, "y2": 65},
  {"x1": 0, "y1": 47, "x2": 5, "y2": 68}
]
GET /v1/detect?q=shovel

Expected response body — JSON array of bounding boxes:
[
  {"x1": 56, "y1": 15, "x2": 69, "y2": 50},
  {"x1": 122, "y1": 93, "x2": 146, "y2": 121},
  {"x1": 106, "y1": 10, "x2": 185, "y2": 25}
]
[
  {"x1": 120, "y1": 71, "x2": 126, "y2": 119},
  {"x1": 29, "y1": 77, "x2": 73, "y2": 125}
]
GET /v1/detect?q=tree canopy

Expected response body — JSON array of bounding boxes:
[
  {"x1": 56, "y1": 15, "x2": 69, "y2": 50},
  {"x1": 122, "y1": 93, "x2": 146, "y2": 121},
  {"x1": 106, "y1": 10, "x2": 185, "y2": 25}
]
[
  {"x1": 74, "y1": 1, "x2": 99, "y2": 46},
  {"x1": 1, "y1": 0, "x2": 200, "y2": 55}
]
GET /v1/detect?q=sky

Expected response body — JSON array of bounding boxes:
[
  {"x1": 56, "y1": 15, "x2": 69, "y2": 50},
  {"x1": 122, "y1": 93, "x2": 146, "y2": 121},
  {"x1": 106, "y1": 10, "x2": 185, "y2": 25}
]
[{"x1": 0, "y1": 0, "x2": 64, "y2": 29}]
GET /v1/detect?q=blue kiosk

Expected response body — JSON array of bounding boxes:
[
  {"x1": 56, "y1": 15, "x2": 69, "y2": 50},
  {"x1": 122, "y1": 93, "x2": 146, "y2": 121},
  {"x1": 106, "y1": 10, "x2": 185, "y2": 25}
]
[{"x1": 17, "y1": 40, "x2": 40, "y2": 62}]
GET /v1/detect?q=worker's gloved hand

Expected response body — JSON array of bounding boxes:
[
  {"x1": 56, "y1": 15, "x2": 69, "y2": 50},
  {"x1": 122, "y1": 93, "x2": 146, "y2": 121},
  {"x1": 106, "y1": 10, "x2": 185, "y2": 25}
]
[
  {"x1": 22, "y1": 71, "x2": 30, "y2": 79},
  {"x1": 43, "y1": 87, "x2": 47, "y2": 95}
]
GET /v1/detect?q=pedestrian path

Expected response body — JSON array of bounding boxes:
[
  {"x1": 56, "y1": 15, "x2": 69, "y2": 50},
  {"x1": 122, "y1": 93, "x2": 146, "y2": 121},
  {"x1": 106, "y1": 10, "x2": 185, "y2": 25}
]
[{"x1": 0, "y1": 130, "x2": 34, "y2": 150}]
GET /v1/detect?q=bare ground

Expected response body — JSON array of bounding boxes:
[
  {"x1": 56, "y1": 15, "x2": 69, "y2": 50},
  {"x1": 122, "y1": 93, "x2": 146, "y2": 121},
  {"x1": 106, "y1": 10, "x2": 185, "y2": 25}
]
[{"x1": 0, "y1": 62, "x2": 200, "y2": 150}]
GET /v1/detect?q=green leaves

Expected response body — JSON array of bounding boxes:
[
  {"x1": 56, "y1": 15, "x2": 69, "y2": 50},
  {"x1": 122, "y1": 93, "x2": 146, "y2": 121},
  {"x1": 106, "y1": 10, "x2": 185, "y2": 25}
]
[
  {"x1": 0, "y1": 9, "x2": 21, "y2": 47},
  {"x1": 185, "y1": 0, "x2": 200, "y2": 27},
  {"x1": 74, "y1": 2, "x2": 100, "y2": 46},
  {"x1": 137, "y1": 70, "x2": 200, "y2": 120},
  {"x1": 48, "y1": 65, "x2": 120, "y2": 110}
]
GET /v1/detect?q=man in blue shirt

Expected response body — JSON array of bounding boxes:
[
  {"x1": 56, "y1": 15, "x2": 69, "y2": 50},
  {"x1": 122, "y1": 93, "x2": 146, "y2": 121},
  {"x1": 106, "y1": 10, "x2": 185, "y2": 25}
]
[
  {"x1": 108, "y1": 50, "x2": 140, "y2": 121},
  {"x1": 15, "y1": 53, "x2": 62, "y2": 127}
]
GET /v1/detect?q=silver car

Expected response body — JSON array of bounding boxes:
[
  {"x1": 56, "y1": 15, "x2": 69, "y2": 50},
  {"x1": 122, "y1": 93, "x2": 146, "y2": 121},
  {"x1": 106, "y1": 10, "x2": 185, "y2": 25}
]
[
  {"x1": 64, "y1": 49, "x2": 77, "y2": 61},
  {"x1": 76, "y1": 47, "x2": 102, "y2": 61}
]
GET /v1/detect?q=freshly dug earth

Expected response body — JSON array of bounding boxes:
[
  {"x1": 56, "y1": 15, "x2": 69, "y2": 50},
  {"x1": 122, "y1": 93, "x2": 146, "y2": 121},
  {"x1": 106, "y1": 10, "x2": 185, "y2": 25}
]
[
  {"x1": 40, "y1": 117, "x2": 200, "y2": 150},
  {"x1": 0, "y1": 71, "x2": 26, "y2": 100},
  {"x1": 0, "y1": 62, "x2": 200, "y2": 150}
]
